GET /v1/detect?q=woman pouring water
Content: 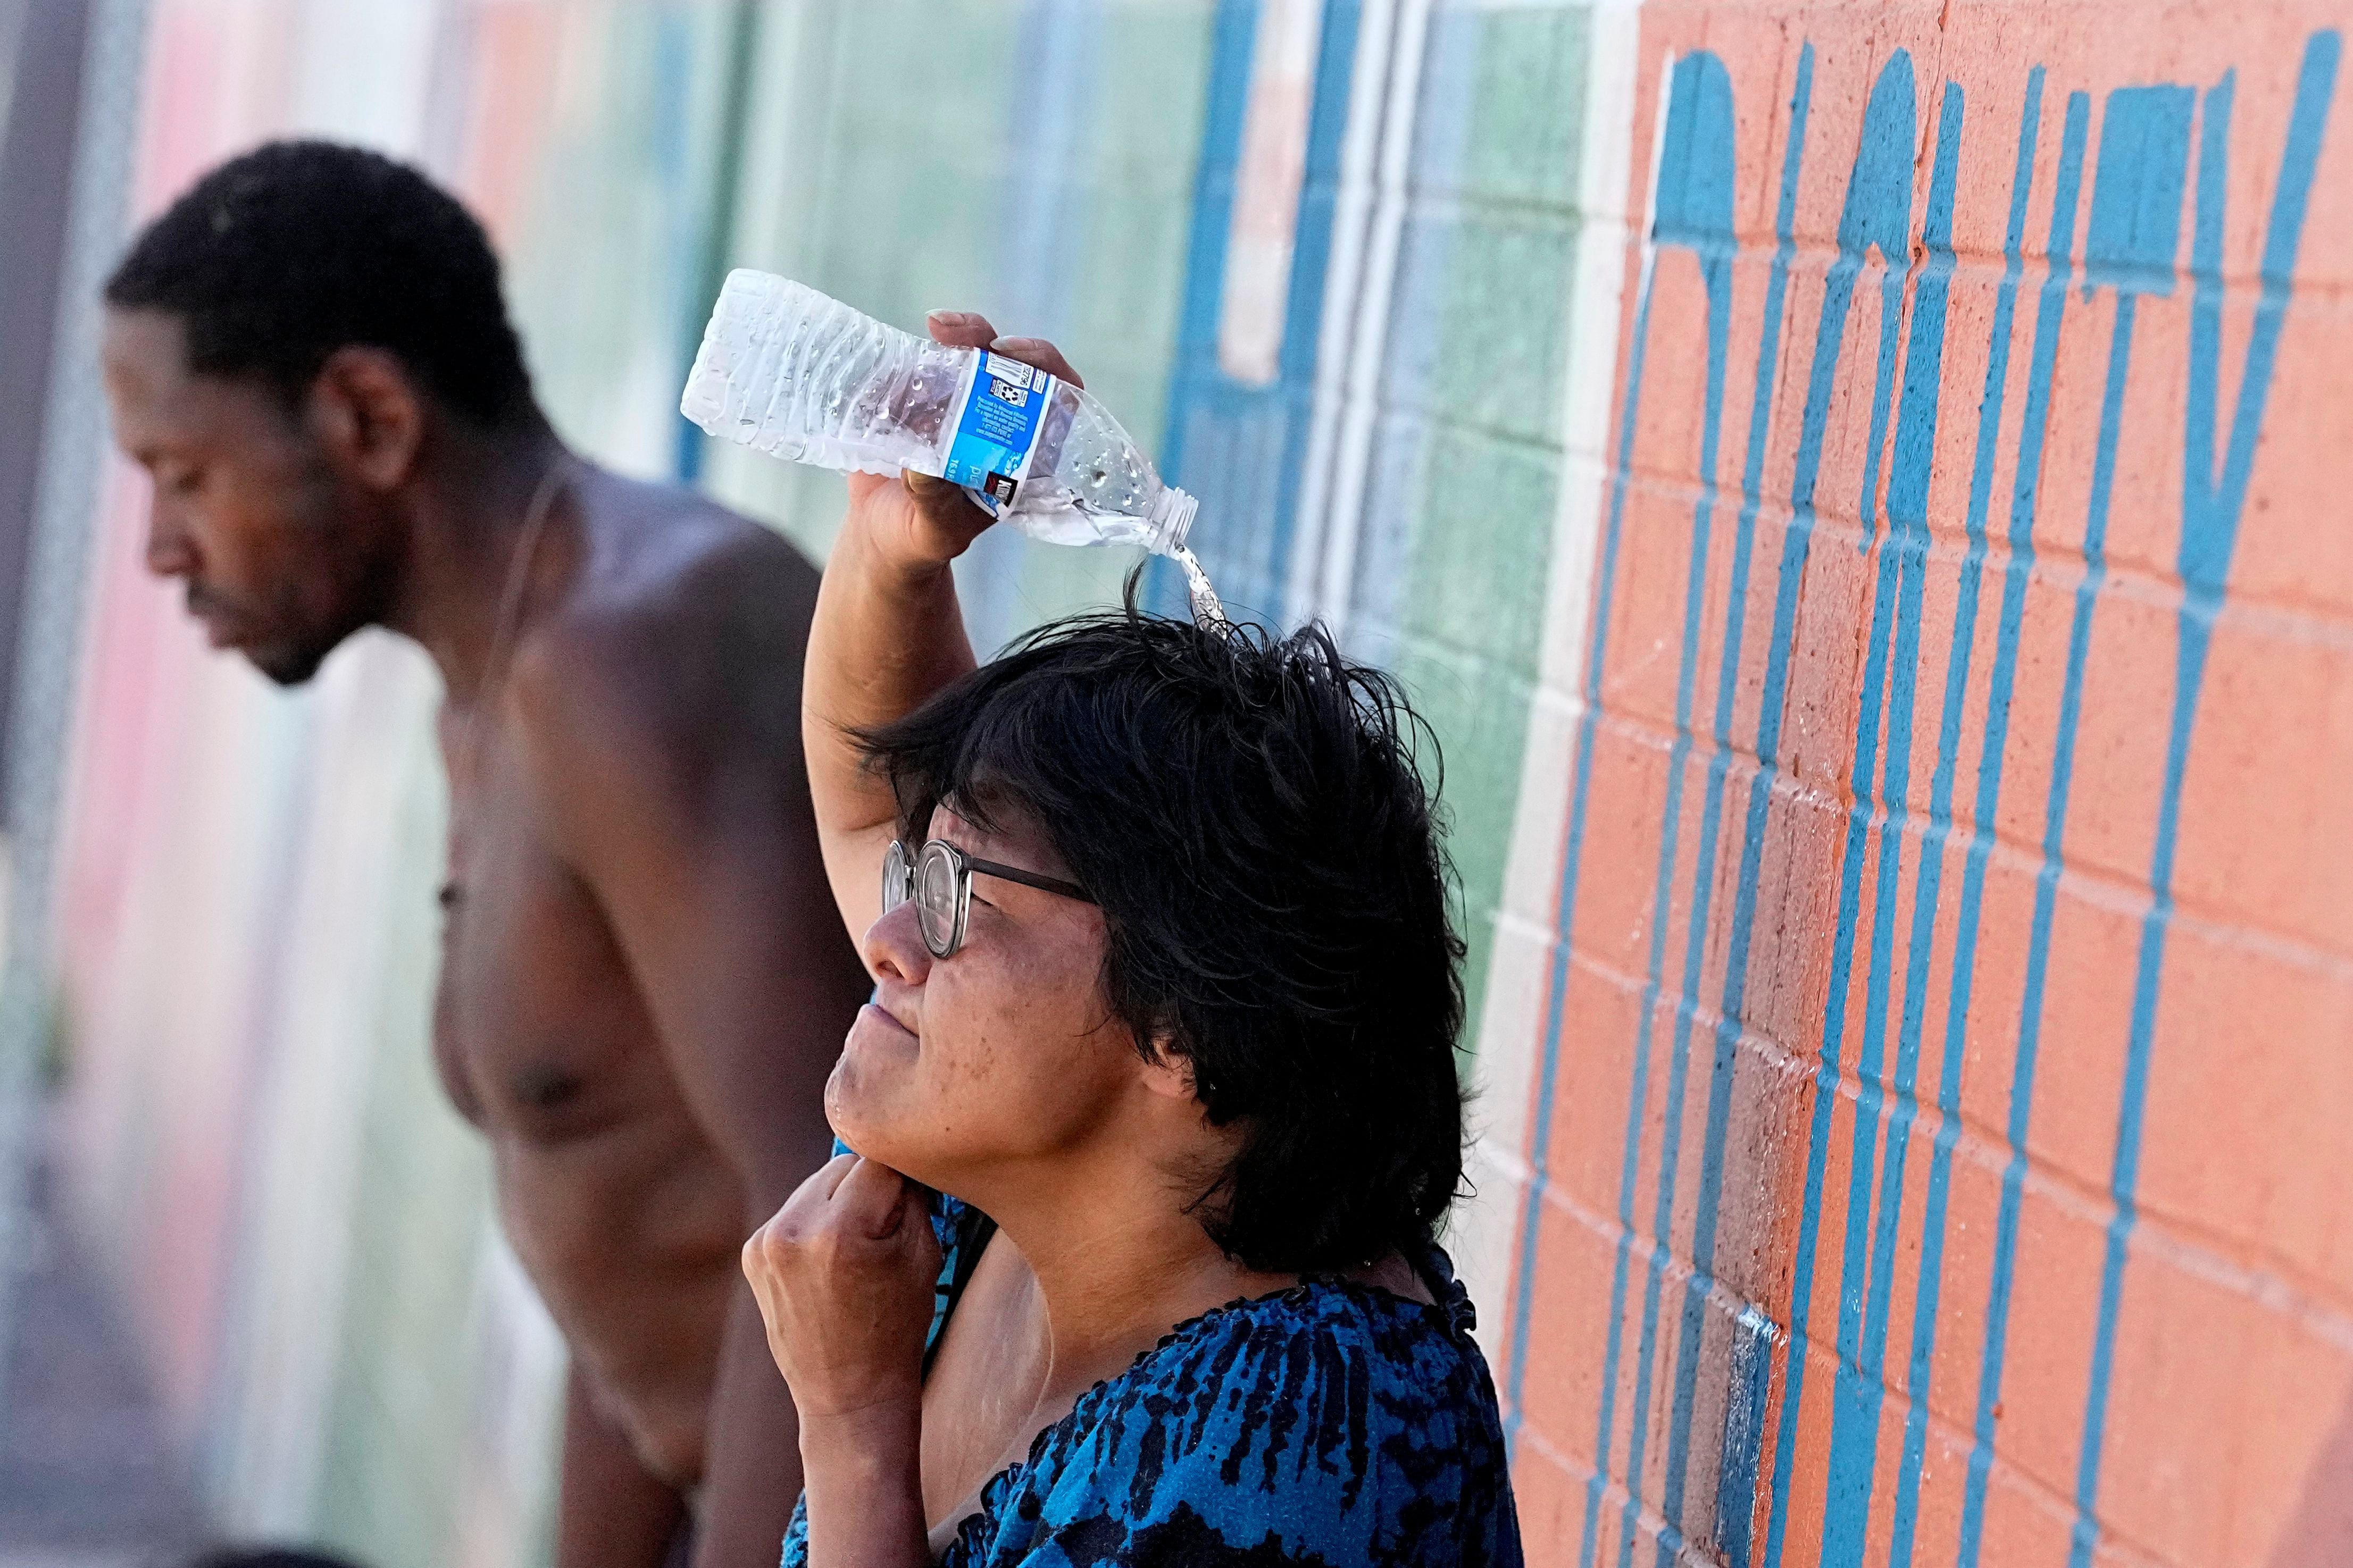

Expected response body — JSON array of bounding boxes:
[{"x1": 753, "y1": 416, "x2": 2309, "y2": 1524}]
[{"x1": 734, "y1": 313, "x2": 1524, "y2": 1565}]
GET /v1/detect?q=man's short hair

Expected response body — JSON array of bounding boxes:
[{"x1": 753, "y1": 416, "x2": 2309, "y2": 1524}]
[
  {"x1": 105, "y1": 139, "x2": 533, "y2": 427},
  {"x1": 860, "y1": 585, "x2": 1470, "y2": 1276}
]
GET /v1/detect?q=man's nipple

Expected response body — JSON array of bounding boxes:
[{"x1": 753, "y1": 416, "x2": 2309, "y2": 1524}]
[{"x1": 510, "y1": 1062, "x2": 583, "y2": 1111}]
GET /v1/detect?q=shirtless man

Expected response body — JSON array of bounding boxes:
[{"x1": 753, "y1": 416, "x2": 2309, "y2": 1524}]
[{"x1": 97, "y1": 141, "x2": 870, "y2": 1566}]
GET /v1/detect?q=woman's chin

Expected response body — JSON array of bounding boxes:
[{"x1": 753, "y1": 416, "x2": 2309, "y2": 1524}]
[
  {"x1": 821, "y1": 1063, "x2": 881, "y2": 1150},
  {"x1": 827, "y1": 1116, "x2": 947, "y2": 1192},
  {"x1": 826, "y1": 1009, "x2": 913, "y2": 1152},
  {"x1": 823, "y1": 1083, "x2": 948, "y2": 1190}
]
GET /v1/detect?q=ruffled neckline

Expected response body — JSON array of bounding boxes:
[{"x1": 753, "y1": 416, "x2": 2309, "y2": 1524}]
[{"x1": 957, "y1": 1244, "x2": 1478, "y2": 1539}]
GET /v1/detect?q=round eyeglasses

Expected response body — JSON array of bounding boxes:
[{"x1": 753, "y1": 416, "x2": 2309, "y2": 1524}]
[{"x1": 881, "y1": 837, "x2": 1096, "y2": 959}]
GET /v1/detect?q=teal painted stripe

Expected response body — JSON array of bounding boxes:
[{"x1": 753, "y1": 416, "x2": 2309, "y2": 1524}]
[
  {"x1": 1757, "y1": 51, "x2": 1921, "y2": 1568},
  {"x1": 1882, "y1": 64, "x2": 2044, "y2": 1568},
  {"x1": 2066, "y1": 36, "x2": 2339, "y2": 1567},
  {"x1": 1650, "y1": 43, "x2": 1814, "y2": 1567},
  {"x1": 1816, "y1": 80, "x2": 1963, "y2": 1567},
  {"x1": 1945, "y1": 85, "x2": 2087, "y2": 1568},
  {"x1": 1599, "y1": 50, "x2": 1738, "y2": 1568}
]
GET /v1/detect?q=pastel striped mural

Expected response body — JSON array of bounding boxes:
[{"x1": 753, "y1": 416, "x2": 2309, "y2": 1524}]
[{"x1": 6, "y1": 3, "x2": 2348, "y2": 1566}]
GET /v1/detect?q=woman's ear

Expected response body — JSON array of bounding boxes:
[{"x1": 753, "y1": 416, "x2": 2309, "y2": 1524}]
[{"x1": 1138, "y1": 1036, "x2": 1196, "y2": 1102}]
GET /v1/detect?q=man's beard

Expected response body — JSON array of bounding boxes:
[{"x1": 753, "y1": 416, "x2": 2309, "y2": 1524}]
[
  {"x1": 188, "y1": 589, "x2": 348, "y2": 687},
  {"x1": 247, "y1": 635, "x2": 336, "y2": 686},
  {"x1": 190, "y1": 540, "x2": 388, "y2": 689}
]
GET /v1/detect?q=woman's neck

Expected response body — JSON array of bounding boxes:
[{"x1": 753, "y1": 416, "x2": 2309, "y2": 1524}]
[{"x1": 978, "y1": 1164, "x2": 1292, "y2": 1401}]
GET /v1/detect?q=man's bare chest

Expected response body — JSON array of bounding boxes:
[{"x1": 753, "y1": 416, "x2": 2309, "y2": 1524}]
[{"x1": 432, "y1": 765, "x2": 664, "y2": 1143}]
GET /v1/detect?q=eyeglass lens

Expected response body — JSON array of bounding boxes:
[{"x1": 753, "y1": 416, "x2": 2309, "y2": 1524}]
[{"x1": 916, "y1": 840, "x2": 961, "y2": 955}]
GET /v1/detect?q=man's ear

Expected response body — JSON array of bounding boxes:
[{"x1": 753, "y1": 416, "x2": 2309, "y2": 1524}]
[{"x1": 307, "y1": 345, "x2": 426, "y2": 492}]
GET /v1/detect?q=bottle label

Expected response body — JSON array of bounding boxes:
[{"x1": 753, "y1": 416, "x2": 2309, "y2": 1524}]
[{"x1": 941, "y1": 353, "x2": 1058, "y2": 517}]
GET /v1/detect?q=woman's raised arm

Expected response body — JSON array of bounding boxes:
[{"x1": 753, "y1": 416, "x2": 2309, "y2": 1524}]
[{"x1": 799, "y1": 313, "x2": 1086, "y2": 948}]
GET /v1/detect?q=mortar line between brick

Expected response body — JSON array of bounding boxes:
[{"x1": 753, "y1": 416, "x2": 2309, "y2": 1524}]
[
  {"x1": 1605, "y1": 464, "x2": 2353, "y2": 631},
  {"x1": 1534, "y1": 946, "x2": 2353, "y2": 1336},
  {"x1": 1549, "y1": 703, "x2": 2353, "y2": 978},
  {"x1": 1521, "y1": 1183, "x2": 2257, "y2": 1568},
  {"x1": 1513, "y1": 1194, "x2": 2185, "y2": 1568}
]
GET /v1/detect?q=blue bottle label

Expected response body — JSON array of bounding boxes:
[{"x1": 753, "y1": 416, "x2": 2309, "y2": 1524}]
[{"x1": 941, "y1": 353, "x2": 1057, "y2": 517}]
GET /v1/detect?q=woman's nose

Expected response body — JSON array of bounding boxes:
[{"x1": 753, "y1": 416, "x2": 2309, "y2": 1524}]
[{"x1": 863, "y1": 894, "x2": 934, "y2": 985}]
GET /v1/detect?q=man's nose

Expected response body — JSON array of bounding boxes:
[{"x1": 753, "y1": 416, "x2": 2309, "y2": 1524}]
[
  {"x1": 863, "y1": 895, "x2": 934, "y2": 987},
  {"x1": 142, "y1": 500, "x2": 195, "y2": 578}
]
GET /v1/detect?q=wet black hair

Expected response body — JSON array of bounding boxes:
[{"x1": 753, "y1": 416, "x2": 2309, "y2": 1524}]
[
  {"x1": 859, "y1": 585, "x2": 1468, "y2": 1276},
  {"x1": 105, "y1": 139, "x2": 534, "y2": 428}
]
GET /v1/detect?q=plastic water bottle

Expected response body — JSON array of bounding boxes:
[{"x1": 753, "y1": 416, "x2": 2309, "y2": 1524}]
[{"x1": 681, "y1": 270, "x2": 1199, "y2": 560}]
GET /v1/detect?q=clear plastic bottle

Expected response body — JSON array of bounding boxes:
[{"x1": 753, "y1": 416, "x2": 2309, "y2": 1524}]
[{"x1": 681, "y1": 269, "x2": 1198, "y2": 558}]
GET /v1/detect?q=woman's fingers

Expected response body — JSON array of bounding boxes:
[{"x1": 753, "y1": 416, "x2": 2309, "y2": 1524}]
[
  {"x1": 922, "y1": 310, "x2": 1085, "y2": 391},
  {"x1": 740, "y1": 1155, "x2": 940, "y2": 1420},
  {"x1": 903, "y1": 471, "x2": 992, "y2": 542},
  {"x1": 811, "y1": 1148, "x2": 861, "y2": 1201},
  {"x1": 988, "y1": 334, "x2": 1084, "y2": 391},
  {"x1": 832, "y1": 1155, "x2": 912, "y2": 1239},
  {"x1": 744, "y1": 1153, "x2": 852, "y2": 1282},
  {"x1": 842, "y1": 465, "x2": 989, "y2": 571},
  {"x1": 844, "y1": 470, "x2": 894, "y2": 507},
  {"x1": 745, "y1": 1154, "x2": 916, "y2": 1268},
  {"x1": 926, "y1": 309, "x2": 999, "y2": 349}
]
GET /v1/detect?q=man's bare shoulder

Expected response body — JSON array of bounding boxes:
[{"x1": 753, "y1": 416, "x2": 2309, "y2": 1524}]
[
  {"x1": 565, "y1": 472, "x2": 823, "y2": 664},
  {"x1": 512, "y1": 472, "x2": 824, "y2": 777}
]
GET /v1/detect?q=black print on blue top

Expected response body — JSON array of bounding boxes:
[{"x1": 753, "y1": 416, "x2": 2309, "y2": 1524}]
[{"x1": 780, "y1": 1193, "x2": 1523, "y2": 1567}]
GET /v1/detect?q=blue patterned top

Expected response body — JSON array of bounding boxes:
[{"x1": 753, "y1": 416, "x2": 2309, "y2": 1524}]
[{"x1": 780, "y1": 1190, "x2": 1522, "y2": 1566}]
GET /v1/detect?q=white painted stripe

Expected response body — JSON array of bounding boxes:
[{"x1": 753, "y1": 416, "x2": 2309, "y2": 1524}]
[
  {"x1": 1454, "y1": 0, "x2": 1648, "y2": 1357},
  {"x1": 213, "y1": 639, "x2": 444, "y2": 1532},
  {"x1": 1289, "y1": 0, "x2": 1423, "y2": 632}
]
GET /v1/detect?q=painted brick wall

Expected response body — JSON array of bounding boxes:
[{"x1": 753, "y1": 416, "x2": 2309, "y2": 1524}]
[{"x1": 1486, "y1": 7, "x2": 2353, "y2": 1568}]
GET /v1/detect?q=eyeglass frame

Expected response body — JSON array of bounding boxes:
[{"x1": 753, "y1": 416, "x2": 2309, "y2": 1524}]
[{"x1": 882, "y1": 837, "x2": 1096, "y2": 959}]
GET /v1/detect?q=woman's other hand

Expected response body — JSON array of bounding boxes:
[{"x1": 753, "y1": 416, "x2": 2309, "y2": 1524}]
[
  {"x1": 842, "y1": 313, "x2": 1087, "y2": 577},
  {"x1": 743, "y1": 1152, "x2": 944, "y2": 1422}
]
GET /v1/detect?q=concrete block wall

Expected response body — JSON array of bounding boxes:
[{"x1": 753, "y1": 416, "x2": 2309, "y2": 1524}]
[
  {"x1": 700, "y1": 0, "x2": 1217, "y2": 643},
  {"x1": 16, "y1": 2, "x2": 2350, "y2": 1566}
]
